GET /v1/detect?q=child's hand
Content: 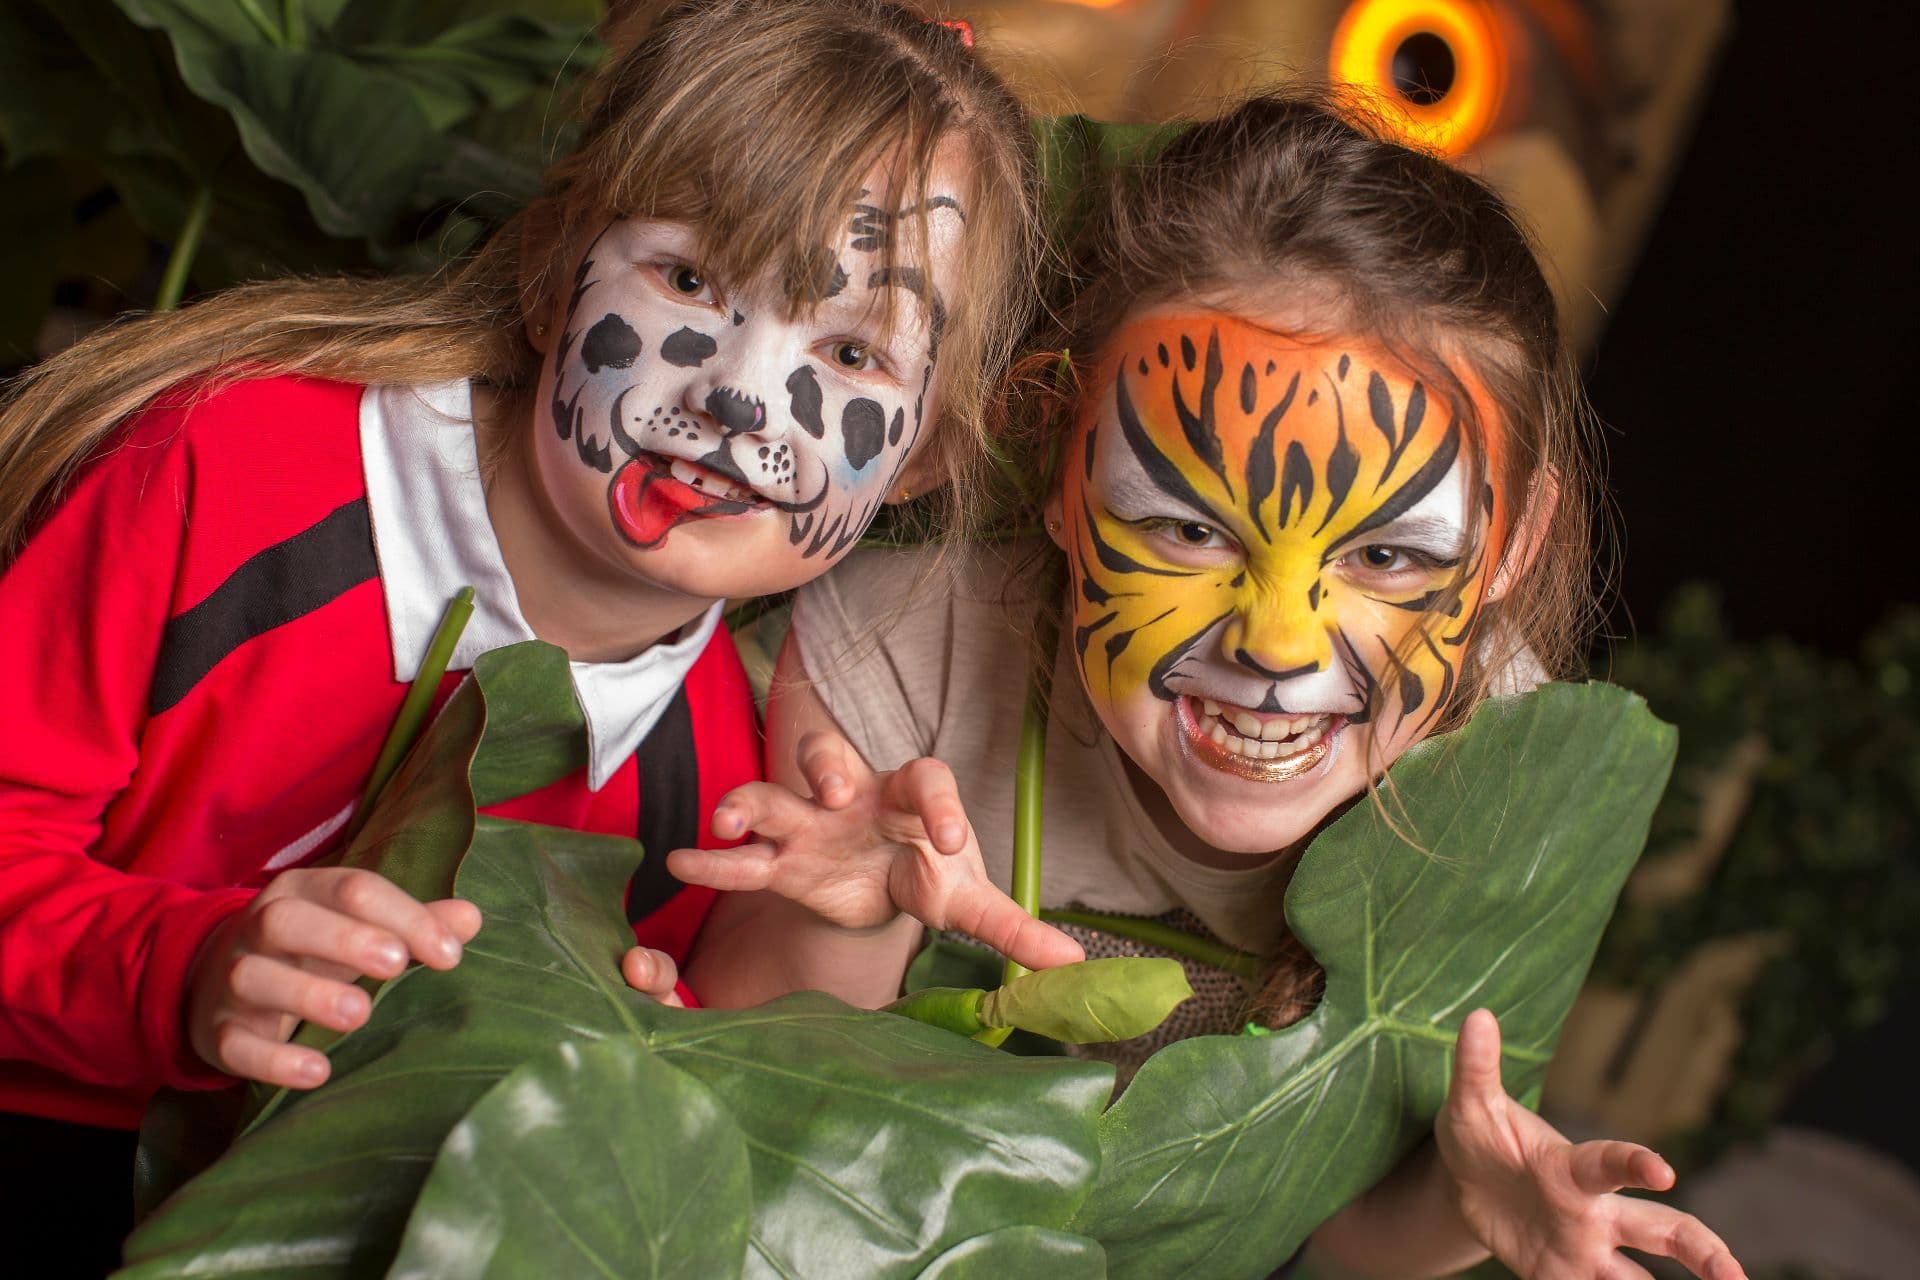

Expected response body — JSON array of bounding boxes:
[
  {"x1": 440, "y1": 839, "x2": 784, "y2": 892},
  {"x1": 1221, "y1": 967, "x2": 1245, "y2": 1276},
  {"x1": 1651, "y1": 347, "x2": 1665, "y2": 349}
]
[
  {"x1": 186, "y1": 867, "x2": 481, "y2": 1090},
  {"x1": 619, "y1": 945, "x2": 686, "y2": 1006},
  {"x1": 1437, "y1": 1008, "x2": 1747, "y2": 1280},
  {"x1": 667, "y1": 730, "x2": 1084, "y2": 973}
]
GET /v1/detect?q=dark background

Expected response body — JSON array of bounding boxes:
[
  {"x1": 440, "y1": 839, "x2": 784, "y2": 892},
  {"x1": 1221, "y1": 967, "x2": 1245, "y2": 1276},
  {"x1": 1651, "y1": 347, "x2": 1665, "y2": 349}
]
[{"x1": 1584, "y1": 1, "x2": 1916, "y2": 1170}]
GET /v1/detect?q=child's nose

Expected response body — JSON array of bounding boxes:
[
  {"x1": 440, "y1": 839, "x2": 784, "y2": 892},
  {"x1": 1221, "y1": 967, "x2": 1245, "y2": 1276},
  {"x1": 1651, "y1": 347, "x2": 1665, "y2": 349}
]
[
  {"x1": 676, "y1": 343, "x2": 785, "y2": 444},
  {"x1": 1220, "y1": 606, "x2": 1333, "y2": 683}
]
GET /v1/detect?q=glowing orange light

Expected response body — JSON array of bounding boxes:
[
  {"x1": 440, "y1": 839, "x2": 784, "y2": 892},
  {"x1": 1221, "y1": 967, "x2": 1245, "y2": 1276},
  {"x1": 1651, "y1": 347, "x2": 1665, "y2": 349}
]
[
  {"x1": 1330, "y1": 0, "x2": 1507, "y2": 156},
  {"x1": 1046, "y1": 0, "x2": 1132, "y2": 8}
]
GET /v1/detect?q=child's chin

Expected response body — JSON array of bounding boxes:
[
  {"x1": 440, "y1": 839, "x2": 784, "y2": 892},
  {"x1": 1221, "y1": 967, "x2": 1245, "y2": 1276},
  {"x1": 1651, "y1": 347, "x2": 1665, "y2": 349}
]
[{"x1": 1174, "y1": 802, "x2": 1326, "y2": 858}]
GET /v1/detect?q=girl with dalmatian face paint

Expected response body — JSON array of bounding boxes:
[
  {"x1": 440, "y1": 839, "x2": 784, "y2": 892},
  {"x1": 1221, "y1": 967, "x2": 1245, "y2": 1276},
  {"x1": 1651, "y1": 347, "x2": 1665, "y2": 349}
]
[
  {"x1": 676, "y1": 96, "x2": 1746, "y2": 1280},
  {"x1": 0, "y1": 0, "x2": 1060, "y2": 1233},
  {"x1": 507, "y1": 170, "x2": 968, "y2": 622}
]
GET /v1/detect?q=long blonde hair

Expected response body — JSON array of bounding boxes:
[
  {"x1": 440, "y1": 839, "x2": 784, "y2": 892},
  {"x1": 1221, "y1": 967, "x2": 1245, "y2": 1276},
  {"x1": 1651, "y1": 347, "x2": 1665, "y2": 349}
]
[{"x1": 0, "y1": 0, "x2": 1041, "y2": 561}]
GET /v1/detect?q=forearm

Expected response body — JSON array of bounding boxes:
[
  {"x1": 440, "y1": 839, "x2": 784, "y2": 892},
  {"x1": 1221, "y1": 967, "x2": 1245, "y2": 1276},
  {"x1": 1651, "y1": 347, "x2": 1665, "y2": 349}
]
[
  {"x1": 686, "y1": 889, "x2": 922, "y2": 1009},
  {"x1": 1311, "y1": 1139, "x2": 1488, "y2": 1278}
]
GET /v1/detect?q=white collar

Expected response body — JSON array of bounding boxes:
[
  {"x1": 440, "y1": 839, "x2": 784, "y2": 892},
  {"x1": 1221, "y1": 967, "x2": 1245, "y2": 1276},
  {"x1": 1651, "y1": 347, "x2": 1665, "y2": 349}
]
[{"x1": 360, "y1": 381, "x2": 721, "y2": 790}]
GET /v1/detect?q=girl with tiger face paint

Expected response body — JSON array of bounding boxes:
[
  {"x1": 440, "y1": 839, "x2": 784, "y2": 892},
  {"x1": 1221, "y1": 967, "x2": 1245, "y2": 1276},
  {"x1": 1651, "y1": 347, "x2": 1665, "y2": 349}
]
[
  {"x1": 678, "y1": 92, "x2": 1746, "y2": 1280},
  {"x1": 1055, "y1": 309, "x2": 1509, "y2": 855}
]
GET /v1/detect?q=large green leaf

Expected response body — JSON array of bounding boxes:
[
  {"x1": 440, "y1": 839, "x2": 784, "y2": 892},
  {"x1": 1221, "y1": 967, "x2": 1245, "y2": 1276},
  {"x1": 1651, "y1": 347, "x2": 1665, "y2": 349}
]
[
  {"x1": 387, "y1": 1035, "x2": 754, "y2": 1279},
  {"x1": 111, "y1": 0, "x2": 598, "y2": 240},
  {"x1": 122, "y1": 644, "x2": 1112, "y2": 1280},
  {"x1": 122, "y1": 647, "x2": 1670, "y2": 1280},
  {"x1": 1072, "y1": 683, "x2": 1676, "y2": 1277}
]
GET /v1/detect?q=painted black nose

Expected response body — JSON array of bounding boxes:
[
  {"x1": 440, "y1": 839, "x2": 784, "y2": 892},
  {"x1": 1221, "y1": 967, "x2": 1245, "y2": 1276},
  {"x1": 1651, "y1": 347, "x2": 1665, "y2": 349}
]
[
  {"x1": 705, "y1": 387, "x2": 765, "y2": 436},
  {"x1": 1233, "y1": 649, "x2": 1319, "y2": 682}
]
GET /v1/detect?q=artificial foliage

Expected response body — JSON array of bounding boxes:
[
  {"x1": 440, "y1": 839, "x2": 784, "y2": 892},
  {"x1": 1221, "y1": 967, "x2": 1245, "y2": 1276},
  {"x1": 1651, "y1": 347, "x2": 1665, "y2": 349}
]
[
  {"x1": 122, "y1": 642, "x2": 1674, "y2": 1279},
  {"x1": 0, "y1": 0, "x2": 602, "y2": 353},
  {"x1": 1593, "y1": 589, "x2": 1920, "y2": 1165}
]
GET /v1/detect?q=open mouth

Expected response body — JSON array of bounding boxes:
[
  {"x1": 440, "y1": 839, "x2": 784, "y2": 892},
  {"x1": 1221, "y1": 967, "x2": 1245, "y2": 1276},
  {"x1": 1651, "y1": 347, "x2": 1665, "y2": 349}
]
[
  {"x1": 1176, "y1": 695, "x2": 1339, "y2": 782},
  {"x1": 609, "y1": 452, "x2": 769, "y2": 548}
]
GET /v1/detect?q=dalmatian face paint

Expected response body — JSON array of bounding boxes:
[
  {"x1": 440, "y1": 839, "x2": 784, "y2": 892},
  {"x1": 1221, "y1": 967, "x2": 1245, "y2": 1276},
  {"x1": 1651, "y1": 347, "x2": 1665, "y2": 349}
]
[{"x1": 528, "y1": 158, "x2": 965, "y2": 601}]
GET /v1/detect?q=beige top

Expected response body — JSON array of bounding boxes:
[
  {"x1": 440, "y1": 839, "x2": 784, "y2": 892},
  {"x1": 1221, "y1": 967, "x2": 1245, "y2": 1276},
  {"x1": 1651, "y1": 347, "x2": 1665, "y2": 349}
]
[{"x1": 791, "y1": 542, "x2": 1292, "y2": 955}]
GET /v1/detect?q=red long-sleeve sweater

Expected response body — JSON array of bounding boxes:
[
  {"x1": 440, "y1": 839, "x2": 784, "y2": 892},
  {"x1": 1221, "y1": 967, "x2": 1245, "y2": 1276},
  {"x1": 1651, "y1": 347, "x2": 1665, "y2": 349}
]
[{"x1": 0, "y1": 375, "x2": 758, "y2": 1129}]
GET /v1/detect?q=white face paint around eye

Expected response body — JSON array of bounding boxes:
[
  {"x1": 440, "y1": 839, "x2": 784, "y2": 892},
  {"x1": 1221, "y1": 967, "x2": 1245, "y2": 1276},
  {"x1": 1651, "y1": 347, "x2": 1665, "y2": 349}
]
[{"x1": 526, "y1": 155, "x2": 969, "y2": 604}]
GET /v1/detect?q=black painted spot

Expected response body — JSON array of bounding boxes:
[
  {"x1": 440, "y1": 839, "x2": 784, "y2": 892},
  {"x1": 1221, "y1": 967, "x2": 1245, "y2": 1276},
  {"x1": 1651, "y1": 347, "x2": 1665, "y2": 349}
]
[
  {"x1": 786, "y1": 367, "x2": 825, "y2": 438},
  {"x1": 1308, "y1": 580, "x2": 1323, "y2": 610},
  {"x1": 888, "y1": 406, "x2": 905, "y2": 446},
  {"x1": 1308, "y1": 389, "x2": 1319, "y2": 406},
  {"x1": 1337, "y1": 354, "x2": 1351, "y2": 380},
  {"x1": 581, "y1": 313, "x2": 642, "y2": 373},
  {"x1": 1179, "y1": 335, "x2": 1196, "y2": 370},
  {"x1": 1239, "y1": 363, "x2": 1257, "y2": 414},
  {"x1": 842, "y1": 398, "x2": 887, "y2": 469},
  {"x1": 661, "y1": 327, "x2": 717, "y2": 368},
  {"x1": 1156, "y1": 343, "x2": 1170, "y2": 368},
  {"x1": 1266, "y1": 360, "x2": 1276, "y2": 375},
  {"x1": 1138, "y1": 358, "x2": 1150, "y2": 377},
  {"x1": 757, "y1": 446, "x2": 770, "y2": 458},
  {"x1": 732, "y1": 310, "x2": 745, "y2": 326}
]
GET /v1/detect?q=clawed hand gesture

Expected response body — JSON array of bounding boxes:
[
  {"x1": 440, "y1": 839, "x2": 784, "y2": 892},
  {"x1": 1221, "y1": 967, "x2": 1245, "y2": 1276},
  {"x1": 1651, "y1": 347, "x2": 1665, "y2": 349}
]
[
  {"x1": 665, "y1": 730, "x2": 1084, "y2": 972},
  {"x1": 1439, "y1": 1009, "x2": 1747, "y2": 1280}
]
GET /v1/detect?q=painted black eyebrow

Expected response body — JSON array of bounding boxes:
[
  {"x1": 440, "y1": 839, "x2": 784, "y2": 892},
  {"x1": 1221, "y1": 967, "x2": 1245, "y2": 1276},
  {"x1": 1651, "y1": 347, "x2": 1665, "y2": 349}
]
[
  {"x1": 1319, "y1": 420, "x2": 1463, "y2": 564},
  {"x1": 863, "y1": 267, "x2": 947, "y2": 355}
]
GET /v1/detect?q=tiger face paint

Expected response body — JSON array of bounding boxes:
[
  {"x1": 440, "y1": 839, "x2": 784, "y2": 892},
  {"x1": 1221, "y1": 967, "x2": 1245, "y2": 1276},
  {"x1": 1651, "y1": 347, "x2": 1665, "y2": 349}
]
[{"x1": 1058, "y1": 310, "x2": 1508, "y2": 855}]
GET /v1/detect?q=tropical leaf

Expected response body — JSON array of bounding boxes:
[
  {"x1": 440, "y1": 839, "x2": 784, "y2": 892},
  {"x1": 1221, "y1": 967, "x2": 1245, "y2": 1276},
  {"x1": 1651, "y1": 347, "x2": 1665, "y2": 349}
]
[
  {"x1": 387, "y1": 1035, "x2": 754, "y2": 1279},
  {"x1": 121, "y1": 643, "x2": 1113, "y2": 1280},
  {"x1": 1073, "y1": 683, "x2": 1676, "y2": 1277},
  {"x1": 123, "y1": 644, "x2": 1671, "y2": 1280}
]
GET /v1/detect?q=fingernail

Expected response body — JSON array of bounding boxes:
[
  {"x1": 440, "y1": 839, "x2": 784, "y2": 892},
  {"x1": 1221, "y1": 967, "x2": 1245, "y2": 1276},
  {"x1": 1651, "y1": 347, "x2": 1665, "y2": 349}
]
[
  {"x1": 715, "y1": 807, "x2": 741, "y2": 835},
  {"x1": 938, "y1": 821, "x2": 964, "y2": 847},
  {"x1": 335, "y1": 992, "x2": 362, "y2": 1021},
  {"x1": 820, "y1": 774, "x2": 845, "y2": 796},
  {"x1": 438, "y1": 934, "x2": 462, "y2": 966},
  {"x1": 375, "y1": 941, "x2": 406, "y2": 971},
  {"x1": 297, "y1": 1056, "x2": 326, "y2": 1086}
]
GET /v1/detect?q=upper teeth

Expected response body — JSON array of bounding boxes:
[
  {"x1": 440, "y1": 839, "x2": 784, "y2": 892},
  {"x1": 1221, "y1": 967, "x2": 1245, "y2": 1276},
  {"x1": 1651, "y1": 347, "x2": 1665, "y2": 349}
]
[
  {"x1": 1194, "y1": 698, "x2": 1331, "y2": 760},
  {"x1": 669, "y1": 458, "x2": 750, "y2": 501},
  {"x1": 1200, "y1": 698, "x2": 1324, "y2": 742}
]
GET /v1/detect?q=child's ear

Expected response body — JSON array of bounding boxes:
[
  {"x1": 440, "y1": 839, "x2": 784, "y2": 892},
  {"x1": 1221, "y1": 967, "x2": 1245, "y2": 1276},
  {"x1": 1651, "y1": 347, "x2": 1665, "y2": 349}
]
[
  {"x1": 517, "y1": 199, "x2": 570, "y2": 356},
  {"x1": 882, "y1": 447, "x2": 949, "y2": 506},
  {"x1": 1487, "y1": 468, "x2": 1558, "y2": 602}
]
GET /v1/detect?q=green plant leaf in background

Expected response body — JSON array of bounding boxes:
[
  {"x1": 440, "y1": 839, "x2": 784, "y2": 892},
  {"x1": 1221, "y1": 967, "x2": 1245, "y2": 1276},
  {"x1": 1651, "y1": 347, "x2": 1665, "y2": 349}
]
[
  {"x1": 112, "y1": 0, "x2": 599, "y2": 240},
  {"x1": 387, "y1": 1035, "x2": 754, "y2": 1279},
  {"x1": 1072, "y1": 683, "x2": 1676, "y2": 1277},
  {"x1": 0, "y1": 0, "x2": 601, "y2": 349}
]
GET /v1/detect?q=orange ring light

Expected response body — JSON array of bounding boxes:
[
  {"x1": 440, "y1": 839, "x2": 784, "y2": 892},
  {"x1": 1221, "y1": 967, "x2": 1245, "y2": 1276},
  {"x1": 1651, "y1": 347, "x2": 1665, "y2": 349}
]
[{"x1": 1330, "y1": 0, "x2": 1508, "y2": 156}]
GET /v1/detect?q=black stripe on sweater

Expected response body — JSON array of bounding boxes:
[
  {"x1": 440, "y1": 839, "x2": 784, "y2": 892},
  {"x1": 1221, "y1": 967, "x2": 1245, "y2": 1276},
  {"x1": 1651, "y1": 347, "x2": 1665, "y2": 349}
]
[
  {"x1": 149, "y1": 499, "x2": 378, "y2": 715},
  {"x1": 628, "y1": 686, "x2": 700, "y2": 924}
]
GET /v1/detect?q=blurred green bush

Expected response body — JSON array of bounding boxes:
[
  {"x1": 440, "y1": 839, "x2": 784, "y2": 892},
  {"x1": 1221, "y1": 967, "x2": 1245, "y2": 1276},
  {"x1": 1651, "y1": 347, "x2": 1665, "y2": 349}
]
[{"x1": 0, "y1": 0, "x2": 604, "y2": 355}]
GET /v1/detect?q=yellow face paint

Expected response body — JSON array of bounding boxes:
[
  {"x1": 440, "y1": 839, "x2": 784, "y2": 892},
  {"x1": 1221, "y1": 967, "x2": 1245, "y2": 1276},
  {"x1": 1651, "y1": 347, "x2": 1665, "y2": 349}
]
[{"x1": 1059, "y1": 311, "x2": 1508, "y2": 851}]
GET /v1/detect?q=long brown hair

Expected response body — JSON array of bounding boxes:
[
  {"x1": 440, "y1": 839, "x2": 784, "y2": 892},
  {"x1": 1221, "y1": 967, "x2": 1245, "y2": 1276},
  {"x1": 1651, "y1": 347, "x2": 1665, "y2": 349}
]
[
  {"x1": 0, "y1": 0, "x2": 1040, "y2": 561},
  {"x1": 1017, "y1": 92, "x2": 1605, "y2": 1028}
]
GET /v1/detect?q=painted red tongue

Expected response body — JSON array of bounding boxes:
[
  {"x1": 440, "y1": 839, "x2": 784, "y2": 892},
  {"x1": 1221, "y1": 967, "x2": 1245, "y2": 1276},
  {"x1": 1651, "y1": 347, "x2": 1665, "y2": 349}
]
[{"x1": 611, "y1": 464, "x2": 706, "y2": 548}]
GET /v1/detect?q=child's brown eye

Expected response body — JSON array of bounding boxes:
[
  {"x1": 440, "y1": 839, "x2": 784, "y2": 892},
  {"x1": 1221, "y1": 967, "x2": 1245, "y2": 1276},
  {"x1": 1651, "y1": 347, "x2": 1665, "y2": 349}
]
[
  {"x1": 832, "y1": 341, "x2": 871, "y2": 370},
  {"x1": 668, "y1": 265, "x2": 706, "y2": 296},
  {"x1": 1174, "y1": 522, "x2": 1214, "y2": 546}
]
